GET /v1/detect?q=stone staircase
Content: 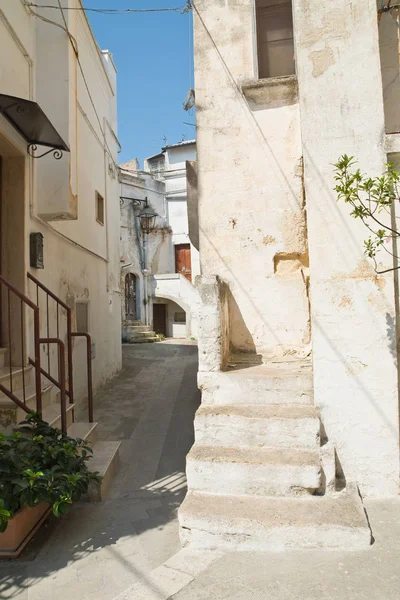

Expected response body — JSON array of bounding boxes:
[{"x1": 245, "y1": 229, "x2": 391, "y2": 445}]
[
  {"x1": 179, "y1": 360, "x2": 371, "y2": 550},
  {"x1": 0, "y1": 348, "x2": 120, "y2": 500},
  {"x1": 122, "y1": 320, "x2": 160, "y2": 344}
]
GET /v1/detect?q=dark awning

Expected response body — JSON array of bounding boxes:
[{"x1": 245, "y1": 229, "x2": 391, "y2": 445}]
[{"x1": 0, "y1": 94, "x2": 69, "y2": 152}]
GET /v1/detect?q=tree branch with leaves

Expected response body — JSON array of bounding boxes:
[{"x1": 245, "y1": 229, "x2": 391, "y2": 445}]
[{"x1": 334, "y1": 154, "x2": 400, "y2": 274}]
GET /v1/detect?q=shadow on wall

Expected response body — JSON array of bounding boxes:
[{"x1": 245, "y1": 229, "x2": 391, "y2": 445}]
[{"x1": 227, "y1": 287, "x2": 262, "y2": 366}]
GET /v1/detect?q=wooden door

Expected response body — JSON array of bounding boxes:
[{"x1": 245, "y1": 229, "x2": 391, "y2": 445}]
[
  {"x1": 125, "y1": 273, "x2": 137, "y2": 320},
  {"x1": 175, "y1": 244, "x2": 192, "y2": 282},
  {"x1": 153, "y1": 303, "x2": 167, "y2": 336}
]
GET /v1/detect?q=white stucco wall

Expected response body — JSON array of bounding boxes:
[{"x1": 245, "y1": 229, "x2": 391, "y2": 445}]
[
  {"x1": 291, "y1": 0, "x2": 399, "y2": 497},
  {"x1": 193, "y1": 0, "x2": 400, "y2": 497},
  {"x1": 119, "y1": 168, "x2": 168, "y2": 324},
  {"x1": 0, "y1": 0, "x2": 122, "y2": 403},
  {"x1": 194, "y1": 1, "x2": 309, "y2": 359},
  {"x1": 153, "y1": 273, "x2": 200, "y2": 338}
]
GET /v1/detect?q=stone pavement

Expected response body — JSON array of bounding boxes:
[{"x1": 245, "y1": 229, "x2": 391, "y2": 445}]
[
  {"x1": 2, "y1": 341, "x2": 400, "y2": 600},
  {"x1": 116, "y1": 498, "x2": 400, "y2": 600},
  {"x1": 0, "y1": 341, "x2": 200, "y2": 600}
]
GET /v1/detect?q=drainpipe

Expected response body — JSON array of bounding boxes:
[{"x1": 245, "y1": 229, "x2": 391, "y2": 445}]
[
  {"x1": 132, "y1": 206, "x2": 148, "y2": 324},
  {"x1": 142, "y1": 233, "x2": 149, "y2": 327},
  {"x1": 132, "y1": 207, "x2": 144, "y2": 270}
]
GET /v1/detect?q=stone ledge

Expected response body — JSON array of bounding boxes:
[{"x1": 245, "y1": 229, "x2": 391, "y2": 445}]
[{"x1": 242, "y1": 75, "x2": 298, "y2": 108}]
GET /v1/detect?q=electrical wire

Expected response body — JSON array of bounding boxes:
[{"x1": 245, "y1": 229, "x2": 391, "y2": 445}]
[{"x1": 27, "y1": 2, "x2": 191, "y2": 14}]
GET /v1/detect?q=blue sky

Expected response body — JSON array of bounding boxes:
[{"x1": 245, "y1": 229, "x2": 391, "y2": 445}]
[{"x1": 84, "y1": 0, "x2": 195, "y2": 166}]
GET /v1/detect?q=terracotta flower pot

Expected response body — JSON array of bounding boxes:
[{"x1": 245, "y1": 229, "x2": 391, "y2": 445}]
[{"x1": 0, "y1": 503, "x2": 51, "y2": 558}]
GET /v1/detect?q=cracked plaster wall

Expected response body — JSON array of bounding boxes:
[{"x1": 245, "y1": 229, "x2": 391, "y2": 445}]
[
  {"x1": 294, "y1": 0, "x2": 399, "y2": 496},
  {"x1": 194, "y1": 0, "x2": 310, "y2": 359}
]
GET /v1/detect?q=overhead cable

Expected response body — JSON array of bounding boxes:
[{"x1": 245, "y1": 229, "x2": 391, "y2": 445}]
[{"x1": 27, "y1": 2, "x2": 192, "y2": 14}]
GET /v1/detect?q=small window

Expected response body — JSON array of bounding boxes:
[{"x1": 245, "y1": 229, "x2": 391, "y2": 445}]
[
  {"x1": 174, "y1": 312, "x2": 186, "y2": 324},
  {"x1": 76, "y1": 302, "x2": 89, "y2": 333},
  {"x1": 256, "y1": 0, "x2": 295, "y2": 79},
  {"x1": 96, "y1": 191, "x2": 105, "y2": 225}
]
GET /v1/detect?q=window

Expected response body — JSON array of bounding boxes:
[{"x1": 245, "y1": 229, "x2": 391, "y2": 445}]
[
  {"x1": 76, "y1": 302, "x2": 89, "y2": 333},
  {"x1": 96, "y1": 191, "x2": 105, "y2": 225},
  {"x1": 256, "y1": 0, "x2": 295, "y2": 79},
  {"x1": 148, "y1": 157, "x2": 165, "y2": 180},
  {"x1": 174, "y1": 312, "x2": 186, "y2": 324}
]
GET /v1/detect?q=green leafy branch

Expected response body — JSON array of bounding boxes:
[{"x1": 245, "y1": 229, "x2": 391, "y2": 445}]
[
  {"x1": 0, "y1": 413, "x2": 101, "y2": 532},
  {"x1": 333, "y1": 154, "x2": 400, "y2": 274}
]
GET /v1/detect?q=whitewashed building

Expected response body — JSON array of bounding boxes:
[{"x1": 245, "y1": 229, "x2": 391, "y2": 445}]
[
  {"x1": 178, "y1": 0, "x2": 400, "y2": 551},
  {"x1": 120, "y1": 140, "x2": 200, "y2": 341},
  {"x1": 0, "y1": 0, "x2": 121, "y2": 478}
]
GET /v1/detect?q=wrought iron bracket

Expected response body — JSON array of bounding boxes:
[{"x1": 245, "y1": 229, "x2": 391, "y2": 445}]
[{"x1": 27, "y1": 144, "x2": 64, "y2": 160}]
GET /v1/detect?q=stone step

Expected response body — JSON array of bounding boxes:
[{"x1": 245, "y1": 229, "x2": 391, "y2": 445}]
[
  {"x1": 0, "y1": 366, "x2": 34, "y2": 399},
  {"x1": 85, "y1": 441, "x2": 121, "y2": 501},
  {"x1": 132, "y1": 337, "x2": 160, "y2": 344},
  {"x1": 0, "y1": 348, "x2": 7, "y2": 369},
  {"x1": 42, "y1": 403, "x2": 75, "y2": 430},
  {"x1": 0, "y1": 384, "x2": 53, "y2": 434},
  {"x1": 67, "y1": 421, "x2": 98, "y2": 446},
  {"x1": 125, "y1": 325, "x2": 151, "y2": 333},
  {"x1": 139, "y1": 331, "x2": 159, "y2": 339},
  {"x1": 199, "y1": 362, "x2": 313, "y2": 405},
  {"x1": 187, "y1": 445, "x2": 321, "y2": 497},
  {"x1": 179, "y1": 489, "x2": 372, "y2": 551},
  {"x1": 195, "y1": 405, "x2": 320, "y2": 450}
]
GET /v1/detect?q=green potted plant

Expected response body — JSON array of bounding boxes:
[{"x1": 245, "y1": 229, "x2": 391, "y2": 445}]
[{"x1": 0, "y1": 413, "x2": 101, "y2": 557}]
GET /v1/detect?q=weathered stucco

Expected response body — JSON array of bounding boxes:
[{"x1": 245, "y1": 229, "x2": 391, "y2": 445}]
[
  {"x1": 191, "y1": 0, "x2": 400, "y2": 501},
  {"x1": 0, "y1": 0, "x2": 122, "y2": 401},
  {"x1": 194, "y1": 0, "x2": 310, "y2": 359},
  {"x1": 293, "y1": 0, "x2": 399, "y2": 496}
]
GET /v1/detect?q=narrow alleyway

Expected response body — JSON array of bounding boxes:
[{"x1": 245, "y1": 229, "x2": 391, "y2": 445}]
[{"x1": 0, "y1": 342, "x2": 200, "y2": 600}]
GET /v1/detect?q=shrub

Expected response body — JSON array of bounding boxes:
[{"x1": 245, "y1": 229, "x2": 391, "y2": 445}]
[{"x1": 0, "y1": 413, "x2": 101, "y2": 532}]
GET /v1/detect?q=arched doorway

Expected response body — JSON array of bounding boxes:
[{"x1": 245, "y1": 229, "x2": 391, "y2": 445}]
[{"x1": 125, "y1": 273, "x2": 137, "y2": 320}]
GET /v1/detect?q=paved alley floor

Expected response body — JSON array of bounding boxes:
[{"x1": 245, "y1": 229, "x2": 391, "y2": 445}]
[
  {"x1": 0, "y1": 341, "x2": 200, "y2": 600},
  {"x1": 2, "y1": 342, "x2": 400, "y2": 600}
]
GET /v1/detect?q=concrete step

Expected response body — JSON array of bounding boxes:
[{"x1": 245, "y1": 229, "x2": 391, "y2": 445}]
[
  {"x1": 179, "y1": 489, "x2": 372, "y2": 551},
  {"x1": 0, "y1": 348, "x2": 7, "y2": 369},
  {"x1": 199, "y1": 362, "x2": 313, "y2": 405},
  {"x1": 67, "y1": 421, "x2": 98, "y2": 445},
  {"x1": 132, "y1": 337, "x2": 160, "y2": 344},
  {"x1": 0, "y1": 384, "x2": 53, "y2": 434},
  {"x1": 85, "y1": 441, "x2": 121, "y2": 500},
  {"x1": 187, "y1": 445, "x2": 321, "y2": 497},
  {"x1": 130, "y1": 331, "x2": 159, "y2": 339},
  {"x1": 42, "y1": 403, "x2": 75, "y2": 430},
  {"x1": 195, "y1": 404, "x2": 320, "y2": 450},
  {"x1": 0, "y1": 366, "x2": 34, "y2": 399},
  {"x1": 125, "y1": 325, "x2": 151, "y2": 333}
]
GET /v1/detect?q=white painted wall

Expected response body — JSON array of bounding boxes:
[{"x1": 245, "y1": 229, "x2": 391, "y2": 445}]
[
  {"x1": 293, "y1": 0, "x2": 399, "y2": 497},
  {"x1": 0, "y1": 0, "x2": 122, "y2": 404},
  {"x1": 119, "y1": 167, "x2": 167, "y2": 323},
  {"x1": 194, "y1": 1, "x2": 309, "y2": 359},
  {"x1": 193, "y1": 0, "x2": 400, "y2": 497}
]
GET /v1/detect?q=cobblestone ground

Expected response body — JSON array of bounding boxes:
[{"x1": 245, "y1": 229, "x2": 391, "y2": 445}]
[{"x1": 0, "y1": 341, "x2": 200, "y2": 600}]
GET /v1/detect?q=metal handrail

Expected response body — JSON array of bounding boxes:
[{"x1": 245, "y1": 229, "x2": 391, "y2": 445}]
[
  {"x1": 0, "y1": 275, "x2": 42, "y2": 415},
  {"x1": 27, "y1": 272, "x2": 94, "y2": 425},
  {"x1": 39, "y1": 338, "x2": 67, "y2": 433},
  {"x1": 71, "y1": 332, "x2": 93, "y2": 423},
  {"x1": 27, "y1": 272, "x2": 74, "y2": 405}
]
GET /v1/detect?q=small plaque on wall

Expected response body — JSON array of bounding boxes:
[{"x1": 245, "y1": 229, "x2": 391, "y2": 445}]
[{"x1": 30, "y1": 233, "x2": 44, "y2": 269}]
